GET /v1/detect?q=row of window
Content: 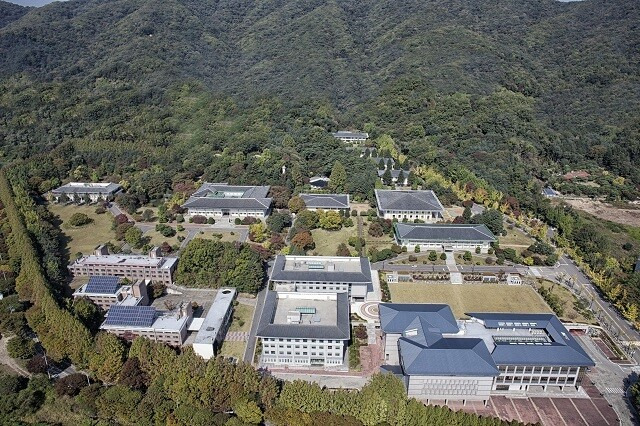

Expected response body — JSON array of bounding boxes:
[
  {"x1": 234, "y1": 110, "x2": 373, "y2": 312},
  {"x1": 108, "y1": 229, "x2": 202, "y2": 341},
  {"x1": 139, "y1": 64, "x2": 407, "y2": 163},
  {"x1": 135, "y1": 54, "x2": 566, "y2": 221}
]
[
  {"x1": 262, "y1": 338, "x2": 342, "y2": 343},
  {"x1": 496, "y1": 376, "x2": 576, "y2": 385},
  {"x1": 263, "y1": 344, "x2": 340, "y2": 350},
  {"x1": 266, "y1": 351, "x2": 342, "y2": 357},
  {"x1": 498, "y1": 366, "x2": 579, "y2": 375}
]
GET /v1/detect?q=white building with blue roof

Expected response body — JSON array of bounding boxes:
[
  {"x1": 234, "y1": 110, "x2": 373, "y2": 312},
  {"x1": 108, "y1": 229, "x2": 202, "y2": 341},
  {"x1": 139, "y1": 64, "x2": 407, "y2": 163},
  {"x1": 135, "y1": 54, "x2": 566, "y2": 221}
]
[
  {"x1": 379, "y1": 304, "x2": 595, "y2": 404},
  {"x1": 394, "y1": 223, "x2": 496, "y2": 253}
]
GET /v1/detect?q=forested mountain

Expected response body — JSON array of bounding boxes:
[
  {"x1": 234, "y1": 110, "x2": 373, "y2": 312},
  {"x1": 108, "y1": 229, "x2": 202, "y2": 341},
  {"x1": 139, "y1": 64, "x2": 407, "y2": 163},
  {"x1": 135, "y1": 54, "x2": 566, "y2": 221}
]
[{"x1": 1, "y1": 0, "x2": 638, "y2": 193}]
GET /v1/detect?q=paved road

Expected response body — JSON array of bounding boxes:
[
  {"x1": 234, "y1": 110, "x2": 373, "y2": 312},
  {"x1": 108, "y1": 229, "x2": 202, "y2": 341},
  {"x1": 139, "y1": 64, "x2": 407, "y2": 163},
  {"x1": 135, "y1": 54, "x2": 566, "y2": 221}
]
[
  {"x1": 244, "y1": 280, "x2": 269, "y2": 363},
  {"x1": 534, "y1": 255, "x2": 640, "y2": 348},
  {"x1": 576, "y1": 334, "x2": 637, "y2": 425}
]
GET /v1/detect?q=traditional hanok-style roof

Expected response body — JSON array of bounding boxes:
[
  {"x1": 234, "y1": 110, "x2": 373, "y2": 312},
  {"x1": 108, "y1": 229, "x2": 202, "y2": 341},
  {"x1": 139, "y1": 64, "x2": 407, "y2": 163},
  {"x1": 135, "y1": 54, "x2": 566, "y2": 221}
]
[
  {"x1": 375, "y1": 189, "x2": 444, "y2": 213},
  {"x1": 182, "y1": 183, "x2": 272, "y2": 210},
  {"x1": 300, "y1": 193, "x2": 350, "y2": 209},
  {"x1": 52, "y1": 182, "x2": 121, "y2": 195},
  {"x1": 394, "y1": 223, "x2": 496, "y2": 243}
]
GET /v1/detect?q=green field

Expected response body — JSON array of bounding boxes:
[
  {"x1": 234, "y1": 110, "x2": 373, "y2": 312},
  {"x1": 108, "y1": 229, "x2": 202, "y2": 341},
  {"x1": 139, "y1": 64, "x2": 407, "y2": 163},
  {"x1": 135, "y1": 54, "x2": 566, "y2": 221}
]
[
  {"x1": 533, "y1": 280, "x2": 596, "y2": 324},
  {"x1": 219, "y1": 341, "x2": 245, "y2": 360},
  {"x1": 143, "y1": 228, "x2": 185, "y2": 247},
  {"x1": 311, "y1": 226, "x2": 358, "y2": 256},
  {"x1": 388, "y1": 283, "x2": 551, "y2": 319},
  {"x1": 229, "y1": 303, "x2": 254, "y2": 332},
  {"x1": 48, "y1": 203, "x2": 115, "y2": 256},
  {"x1": 196, "y1": 230, "x2": 239, "y2": 243},
  {"x1": 499, "y1": 227, "x2": 535, "y2": 253}
]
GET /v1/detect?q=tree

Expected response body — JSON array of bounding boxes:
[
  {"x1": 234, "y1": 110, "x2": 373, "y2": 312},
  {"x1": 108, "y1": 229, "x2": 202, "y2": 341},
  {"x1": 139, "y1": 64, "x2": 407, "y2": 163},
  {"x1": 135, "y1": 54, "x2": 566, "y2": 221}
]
[
  {"x1": 288, "y1": 196, "x2": 306, "y2": 213},
  {"x1": 463, "y1": 251, "x2": 472, "y2": 261},
  {"x1": 382, "y1": 169, "x2": 393, "y2": 186},
  {"x1": 471, "y1": 209, "x2": 504, "y2": 235},
  {"x1": 428, "y1": 251, "x2": 437, "y2": 261},
  {"x1": 141, "y1": 209, "x2": 154, "y2": 222},
  {"x1": 291, "y1": 231, "x2": 315, "y2": 251},
  {"x1": 232, "y1": 399, "x2": 263, "y2": 424},
  {"x1": 89, "y1": 332, "x2": 126, "y2": 383},
  {"x1": 268, "y1": 233, "x2": 286, "y2": 251},
  {"x1": 6, "y1": 336, "x2": 36, "y2": 359},
  {"x1": 462, "y1": 206, "x2": 472, "y2": 223},
  {"x1": 68, "y1": 212, "x2": 93, "y2": 227},
  {"x1": 368, "y1": 222, "x2": 384, "y2": 237},
  {"x1": 249, "y1": 222, "x2": 269, "y2": 243},
  {"x1": 329, "y1": 161, "x2": 347, "y2": 192},
  {"x1": 119, "y1": 357, "x2": 149, "y2": 390},
  {"x1": 396, "y1": 170, "x2": 406, "y2": 185},
  {"x1": 336, "y1": 243, "x2": 351, "y2": 256},
  {"x1": 26, "y1": 355, "x2": 50, "y2": 374},
  {"x1": 125, "y1": 226, "x2": 144, "y2": 248},
  {"x1": 378, "y1": 159, "x2": 386, "y2": 170},
  {"x1": 440, "y1": 252, "x2": 447, "y2": 261},
  {"x1": 266, "y1": 211, "x2": 292, "y2": 233},
  {"x1": 55, "y1": 373, "x2": 89, "y2": 396},
  {"x1": 296, "y1": 210, "x2": 319, "y2": 230},
  {"x1": 269, "y1": 186, "x2": 291, "y2": 209},
  {"x1": 318, "y1": 210, "x2": 343, "y2": 230}
]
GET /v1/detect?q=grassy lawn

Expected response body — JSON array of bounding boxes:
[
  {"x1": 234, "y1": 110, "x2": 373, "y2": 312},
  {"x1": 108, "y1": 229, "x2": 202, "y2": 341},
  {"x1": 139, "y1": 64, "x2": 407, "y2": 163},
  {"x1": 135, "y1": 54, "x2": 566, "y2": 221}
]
[
  {"x1": 143, "y1": 228, "x2": 184, "y2": 247},
  {"x1": 229, "y1": 303, "x2": 254, "y2": 332},
  {"x1": 219, "y1": 341, "x2": 246, "y2": 360},
  {"x1": 455, "y1": 253, "x2": 494, "y2": 266},
  {"x1": 388, "y1": 283, "x2": 551, "y2": 319},
  {"x1": 499, "y1": 227, "x2": 535, "y2": 250},
  {"x1": 311, "y1": 226, "x2": 358, "y2": 256},
  {"x1": 48, "y1": 203, "x2": 115, "y2": 256},
  {"x1": 532, "y1": 280, "x2": 596, "y2": 324},
  {"x1": 196, "y1": 230, "x2": 239, "y2": 243}
]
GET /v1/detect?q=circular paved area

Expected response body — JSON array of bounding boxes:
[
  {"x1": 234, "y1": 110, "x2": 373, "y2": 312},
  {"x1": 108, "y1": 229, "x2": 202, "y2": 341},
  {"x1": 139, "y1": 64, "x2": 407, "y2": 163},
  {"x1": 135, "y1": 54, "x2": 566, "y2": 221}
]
[{"x1": 359, "y1": 302, "x2": 380, "y2": 321}]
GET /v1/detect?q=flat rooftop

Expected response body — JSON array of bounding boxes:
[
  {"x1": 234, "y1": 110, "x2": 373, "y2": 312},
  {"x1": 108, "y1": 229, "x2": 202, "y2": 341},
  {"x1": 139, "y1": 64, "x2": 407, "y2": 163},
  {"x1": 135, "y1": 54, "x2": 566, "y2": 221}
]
[
  {"x1": 71, "y1": 254, "x2": 177, "y2": 269},
  {"x1": 455, "y1": 321, "x2": 552, "y2": 354},
  {"x1": 257, "y1": 291, "x2": 350, "y2": 340},
  {"x1": 283, "y1": 256, "x2": 362, "y2": 273},
  {"x1": 194, "y1": 288, "x2": 236, "y2": 344},
  {"x1": 272, "y1": 295, "x2": 338, "y2": 327},
  {"x1": 52, "y1": 182, "x2": 121, "y2": 193}
]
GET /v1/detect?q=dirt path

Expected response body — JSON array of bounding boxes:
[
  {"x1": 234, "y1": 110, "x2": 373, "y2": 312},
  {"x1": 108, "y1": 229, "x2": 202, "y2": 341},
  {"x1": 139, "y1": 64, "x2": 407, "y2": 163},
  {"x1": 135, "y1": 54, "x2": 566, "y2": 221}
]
[
  {"x1": 0, "y1": 338, "x2": 31, "y2": 377},
  {"x1": 563, "y1": 198, "x2": 640, "y2": 227}
]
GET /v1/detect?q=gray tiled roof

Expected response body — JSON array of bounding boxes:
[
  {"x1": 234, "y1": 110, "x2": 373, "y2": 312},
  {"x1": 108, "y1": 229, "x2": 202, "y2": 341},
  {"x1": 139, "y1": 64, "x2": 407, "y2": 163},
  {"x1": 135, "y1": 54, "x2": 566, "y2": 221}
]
[
  {"x1": 332, "y1": 131, "x2": 369, "y2": 139},
  {"x1": 379, "y1": 303, "x2": 459, "y2": 334},
  {"x1": 300, "y1": 193, "x2": 350, "y2": 209},
  {"x1": 256, "y1": 291, "x2": 350, "y2": 339},
  {"x1": 399, "y1": 336, "x2": 499, "y2": 376},
  {"x1": 395, "y1": 223, "x2": 496, "y2": 243},
  {"x1": 635, "y1": 257, "x2": 640, "y2": 273},
  {"x1": 375, "y1": 190, "x2": 444, "y2": 213},
  {"x1": 183, "y1": 183, "x2": 272, "y2": 210},
  {"x1": 377, "y1": 170, "x2": 408, "y2": 179},
  {"x1": 466, "y1": 313, "x2": 595, "y2": 367},
  {"x1": 269, "y1": 255, "x2": 372, "y2": 284},
  {"x1": 52, "y1": 182, "x2": 121, "y2": 194}
]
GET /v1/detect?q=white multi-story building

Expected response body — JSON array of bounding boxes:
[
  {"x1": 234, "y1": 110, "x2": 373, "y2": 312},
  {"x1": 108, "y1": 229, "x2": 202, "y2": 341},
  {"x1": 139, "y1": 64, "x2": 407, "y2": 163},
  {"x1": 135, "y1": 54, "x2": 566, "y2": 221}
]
[
  {"x1": 50, "y1": 182, "x2": 121, "y2": 203},
  {"x1": 100, "y1": 302, "x2": 193, "y2": 346},
  {"x1": 394, "y1": 223, "x2": 496, "y2": 253},
  {"x1": 192, "y1": 288, "x2": 236, "y2": 360},
  {"x1": 182, "y1": 183, "x2": 272, "y2": 219},
  {"x1": 69, "y1": 246, "x2": 177, "y2": 285},
  {"x1": 379, "y1": 304, "x2": 594, "y2": 404},
  {"x1": 269, "y1": 255, "x2": 372, "y2": 302},
  {"x1": 332, "y1": 131, "x2": 369, "y2": 145},
  {"x1": 72, "y1": 275, "x2": 149, "y2": 310},
  {"x1": 256, "y1": 291, "x2": 350, "y2": 368},
  {"x1": 375, "y1": 189, "x2": 445, "y2": 222}
]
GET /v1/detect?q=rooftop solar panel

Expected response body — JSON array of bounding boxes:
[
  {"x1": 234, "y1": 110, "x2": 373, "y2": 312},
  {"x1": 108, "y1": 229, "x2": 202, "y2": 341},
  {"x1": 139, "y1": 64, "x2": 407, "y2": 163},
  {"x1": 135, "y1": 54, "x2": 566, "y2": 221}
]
[
  {"x1": 104, "y1": 305, "x2": 156, "y2": 327},
  {"x1": 85, "y1": 275, "x2": 120, "y2": 294}
]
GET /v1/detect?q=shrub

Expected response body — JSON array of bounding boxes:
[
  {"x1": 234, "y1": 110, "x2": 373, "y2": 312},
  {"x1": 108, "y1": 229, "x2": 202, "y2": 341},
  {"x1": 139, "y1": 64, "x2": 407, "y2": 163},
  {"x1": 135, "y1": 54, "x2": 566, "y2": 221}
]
[
  {"x1": 414, "y1": 245, "x2": 420, "y2": 253},
  {"x1": 439, "y1": 252, "x2": 447, "y2": 261},
  {"x1": 408, "y1": 255, "x2": 417, "y2": 262},
  {"x1": 428, "y1": 251, "x2": 437, "y2": 261},
  {"x1": 343, "y1": 217, "x2": 354, "y2": 227},
  {"x1": 350, "y1": 210, "x2": 357, "y2": 217},
  {"x1": 336, "y1": 243, "x2": 351, "y2": 257},
  {"x1": 241, "y1": 217, "x2": 259, "y2": 225},
  {"x1": 354, "y1": 325, "x2": 367, "y2": 340},
  {"x1": 485, "y1": 257, "x2": 495, "y2": 265},
  {"x1": 192, "y1": 215, "x2": 207, "y2": 224},
  {"x1": 368, "y1": 222, "x2": 384, "y2": 237},
  {"x1": 234, "y1": 218, "x2": 242, "y2": 225},
  {"x1": 68, "y1": 212, "x2": 93, "y2": 227},
  {"x1": 475, "y1": 246, "x2": 481, "y2": 254},
  {"x1": 177, "y1": 224, "x2": 185, "y2": 232},
  {"x1": 207, "y1": 217, "x2": 216, "y2": 224},
  {"x1": 463, "y1": 251, "x2": 472, "y2": 261},
  {"x1": 155, "y1": 224, "x2": 176, "y2": 237},
  {"x1": 175, "y1": 214, "x2": 184, "y2": 223},
  {"x1": 94, "y1": 206, "x2": 106, "y2": 214}
]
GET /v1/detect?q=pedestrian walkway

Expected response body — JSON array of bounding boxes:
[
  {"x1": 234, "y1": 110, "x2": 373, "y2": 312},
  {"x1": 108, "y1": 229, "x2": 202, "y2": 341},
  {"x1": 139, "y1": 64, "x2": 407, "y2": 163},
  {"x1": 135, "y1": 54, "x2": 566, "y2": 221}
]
[
  {"x1": 225, "y1": 331, "x2": 248, "y2": 342},
  {"x1": 603, "y1": 387, "x2": 624, "y2": 395},
  {"x1": 446, "y1": 252, "x2": 463, "y2": 284}
]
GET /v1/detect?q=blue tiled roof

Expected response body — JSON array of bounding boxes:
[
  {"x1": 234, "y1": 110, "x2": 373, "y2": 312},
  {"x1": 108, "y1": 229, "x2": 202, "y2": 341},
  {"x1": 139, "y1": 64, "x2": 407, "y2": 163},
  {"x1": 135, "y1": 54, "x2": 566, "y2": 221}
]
[{"x1": 379, "y1": 303, "x2": 459, "y2": 334}]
